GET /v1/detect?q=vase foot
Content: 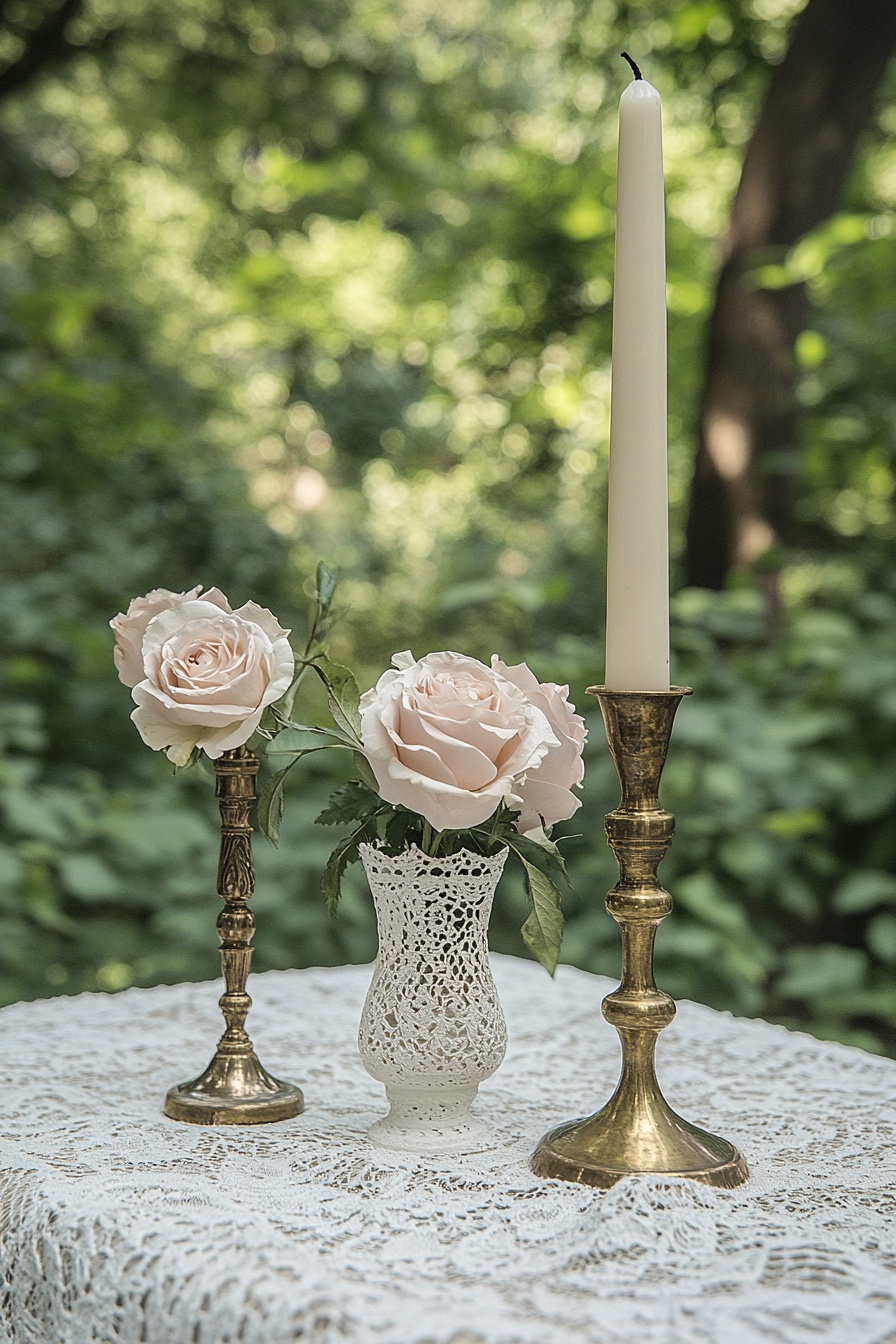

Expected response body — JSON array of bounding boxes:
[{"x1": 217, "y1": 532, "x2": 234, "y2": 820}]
[{"x1": 367, "y1": 1083, "x2": 492, "y2": 1155}]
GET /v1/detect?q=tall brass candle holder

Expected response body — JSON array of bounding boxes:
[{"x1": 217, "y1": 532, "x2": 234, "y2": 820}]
[
  {"x1": 531, "y1": 687, "x2": 748, "y2": 1190},
  {"x1": 164, "y1": 746, "x2": 304, "y2": 1125}
]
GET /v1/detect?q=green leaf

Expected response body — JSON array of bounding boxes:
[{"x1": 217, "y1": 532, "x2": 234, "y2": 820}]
[
  {"x1": 675, "y1": 872, "x2": 752, "y2": 936},
  {"x1": 316, "y1": 779, "x2": 381, "y2": 826},
  {"x1": 353, "y1": 750, "x2": 379, "y2": 791},
  {"x1": 58, "y1": 854, "x2": 121, "y2": 902},
  {"x1": 507, "y1": 831, "x2": 570, "y2": 892},
  {"x1": 763, "y1": 809, "x2": 824, "y2": 839},
  {"x1": 384, "y1": 807, "x2": 416, "y2": 854},
  {"x1": 277, "y1": 674, "x2": 305, "y2": 722},
  {"x1": 257, "y1": 746, "x2": 339, "y2": 840},
  {"x1": 867, "y1": 913, "x2": 896, "y2": 965},
  {"x1": 271, "y1": 717, "x2": 334, "y2": 734},
  {"x1": 0, "y1": 845, "x2": 23, "y2": 889},
  {"x1": 778, "y1": 945, "x2": 867, "y2": 999},
  {"x1": 519, "y1": 863, "x2": 564, "y2": 976},
  {"x1": 256, "y1": 765, "x2": 293, "y2": 846},
  {"x1": 832, "y1": 870, "x2": 896, "y2": 914},
  {"x1": 315, "y1": 561, "x2": 338, "y2": 615},
  {"x1": 314, "y1": 657, "x2": 362, "y2": 741},
  {"x1": 321, "y1": 835, "x2": 354, "y2": 917},
  {"x1": 322, "y1": 815, "x2": 379, "y2": 916},
  {"x1": 503, "y1": 831, "x2": 568, "y2": 971},
  {"x1": 842, "y1": 765, "x2": 896, "y2": 822}
]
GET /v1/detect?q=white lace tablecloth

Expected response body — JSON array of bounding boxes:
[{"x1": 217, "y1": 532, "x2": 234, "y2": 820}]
[{"x1": 1, "y1": 956, "x2": 895, "y2": 1344}]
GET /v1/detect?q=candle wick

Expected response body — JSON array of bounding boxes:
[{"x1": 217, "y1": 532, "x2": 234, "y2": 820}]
[{"x1": 620, "y1": 51, "x2": 642, "y2": 80}]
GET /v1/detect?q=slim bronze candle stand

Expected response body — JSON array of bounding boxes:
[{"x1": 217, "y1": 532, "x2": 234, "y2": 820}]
[
  {"x1": 165, "y1": 746, "x2": 304, "y2": 1125},
  {"x1": 531, "y1": 687, "x2": 748, "y2": 1189}
]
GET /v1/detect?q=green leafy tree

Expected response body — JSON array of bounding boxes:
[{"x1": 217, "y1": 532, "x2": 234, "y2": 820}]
[{"x1": 2, "y1": 0, "x2": 896, "y2": 1055}]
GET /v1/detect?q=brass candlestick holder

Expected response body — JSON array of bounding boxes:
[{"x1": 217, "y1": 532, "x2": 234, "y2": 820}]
[
  {"x1": 164, "y1": 746, "x2": 304, "y2": 1125},
  {"x1": 531, "y1": 687, "x2": 748, "y2": 1190}
]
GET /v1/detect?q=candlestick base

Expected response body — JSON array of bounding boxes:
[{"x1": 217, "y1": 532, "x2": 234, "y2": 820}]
[
  {"x1": 531, "y1": 1063, "x2": 748, "y2": 1189},
  {"x1": 165, "y1": 1050, "x2": 303, "y2": 1126},
  {"x1": 530, "y1": 687, "x2": 748, "y2": 1191}
]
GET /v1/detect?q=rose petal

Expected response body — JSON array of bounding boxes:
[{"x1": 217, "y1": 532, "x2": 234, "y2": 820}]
[
  {"x1": 491, "y1": 656, "x2": 586, "y2": 830},
  {"x1": 413, "y1": 702, "x2": 519, "y2": 747},
  {"x1": 372, "y1": 758, "x2": 513, "y2": 831},
  {"x1": 143, "y1": 599, "x2": 246, "y2": 652},
  {"x1": 201, "y1": 588, "x2": 233, "y2": 614},
  {"x1": 111, "y1": 585, "x2": 206, "y2": 688},
  {"x1": 514, "y1": 781, "x2": 583, "y2": 836},
  {"x1": 132, "y1": 681, "x2": 268, "y2": 726},
  {"x1": 159, "y1": 657, "x2": 269, "y2": 707},
  {"x1": 231, "y1": 601, "x2": 291, "y2": 644},
  {"x1": 391, "y1": 718, "x2": 499, "y2": 792},
  {"x1": 383, "y1": 732, "x2": 459, "y2": 787},
  {"x1": 193, "y1": 709, "x2": 266, "y2": 758},
  {"x1": 130, "y1": 707, "x2": 200, "y2": 762}
]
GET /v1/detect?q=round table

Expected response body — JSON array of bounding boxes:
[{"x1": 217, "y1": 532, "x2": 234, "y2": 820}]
[{"x1": 1, "y1": 956, "x2": 894, "y2": 1344}]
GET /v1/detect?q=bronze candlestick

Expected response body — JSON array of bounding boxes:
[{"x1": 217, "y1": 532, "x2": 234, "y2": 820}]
[
  {"x1": 164, "y1": 746, "x2": 304, "y2": 1125},
  {"x1": 531, "y1": 687, "x2": 748, "y2": 1189}
]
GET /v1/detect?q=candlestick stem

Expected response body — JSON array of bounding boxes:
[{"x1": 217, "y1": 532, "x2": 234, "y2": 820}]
[
  {"x1": 530, "y1": 688, "x2": 748, "y2": 1189},
  {"x1": 164, "y1": 746, "x2": 304, "y2": 1125}
]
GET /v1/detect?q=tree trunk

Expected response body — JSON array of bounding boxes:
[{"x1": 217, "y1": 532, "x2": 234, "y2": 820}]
[{"x1": 685, "y1": 0, "x2": 896, "y2": 590}]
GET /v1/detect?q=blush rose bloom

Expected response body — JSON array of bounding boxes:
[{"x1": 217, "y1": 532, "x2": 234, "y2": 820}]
[
  {"x1": 359, "y1": 650, "x2": 559, "y2": 832},
  {"x1": 110, "y1": 586, "x2": 231, "y2": 687},
  {"x1": 491, "y1": 657, "x2": 586, "y2": 836},
  {"x1": 129, "y1": 599, "x2": 295, "y2": 766}
]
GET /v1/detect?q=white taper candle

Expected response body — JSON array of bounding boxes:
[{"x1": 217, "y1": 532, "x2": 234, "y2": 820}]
[{"x1": 604, "y1": 56, "x2": 670, "y2": 691}]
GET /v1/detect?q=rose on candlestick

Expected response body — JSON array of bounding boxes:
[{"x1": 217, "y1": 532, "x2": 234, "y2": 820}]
[
  {"x1": 110, "y1": 585, "x2": 230, "y2": 688},
  {"x1": 110, "y1": 579, "x2": 328, "y2": 1127},
  {"x1": 113, "y1": 594, "x2": 295, "y2": 766}
]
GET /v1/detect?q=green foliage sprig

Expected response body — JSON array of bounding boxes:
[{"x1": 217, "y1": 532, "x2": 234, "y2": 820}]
[
  {"x1": 313, "y1": 779, "x2": 569, "y2": 975},
  {"x1": 253, "y1": 562, "x2": 361, "y2": 842}
]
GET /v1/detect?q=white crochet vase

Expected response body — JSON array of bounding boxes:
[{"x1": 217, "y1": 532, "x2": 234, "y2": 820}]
[{"x1": 358, "y1": 843, "x2": 509, "y2": 1155}]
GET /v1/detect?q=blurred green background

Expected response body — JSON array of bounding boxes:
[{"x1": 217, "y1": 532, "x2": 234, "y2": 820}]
[{"x1": 3, "y1": 0, "x2": 896, "y2": 1055}]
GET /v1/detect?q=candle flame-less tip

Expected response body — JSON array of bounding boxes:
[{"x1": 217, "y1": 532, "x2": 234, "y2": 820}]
[{"x1": 620, "y1": 51, "x2": 642, "y2": 80}]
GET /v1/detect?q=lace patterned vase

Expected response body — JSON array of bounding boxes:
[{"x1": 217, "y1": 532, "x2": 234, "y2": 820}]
[{"x1": 358, "y1": 843, "x2": 509, "y2": 1155}]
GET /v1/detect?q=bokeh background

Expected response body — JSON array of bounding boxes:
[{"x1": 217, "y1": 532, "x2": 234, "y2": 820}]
[{"x1": 3, "y1": 0, "x2": 896, "y2": 1055}]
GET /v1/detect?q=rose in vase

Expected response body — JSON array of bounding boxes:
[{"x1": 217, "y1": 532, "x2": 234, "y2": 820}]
[
  {"x1": 359, "y1": 650, "x2": 559, "y2": 832},
  {"x1": 261, "y1": 645, "x2": 587, "y2": 973},
  {"x1": 490, "y1": 657, "x2": 586, "y2": 837}
]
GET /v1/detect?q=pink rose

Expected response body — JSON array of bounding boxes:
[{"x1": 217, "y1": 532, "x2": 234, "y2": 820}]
[
  {"x1": 129, "y1": 599, "x2": 294, "y2": 765},
  {"x1": 491, "y1": 657, "x2": 586, "y2": 835},
  {"x1": 359, "y1": 650, "x2": 559, "y2": 832},
  {"x1": 110, "y1": 586, "x2": 231, "y2": 687}
]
